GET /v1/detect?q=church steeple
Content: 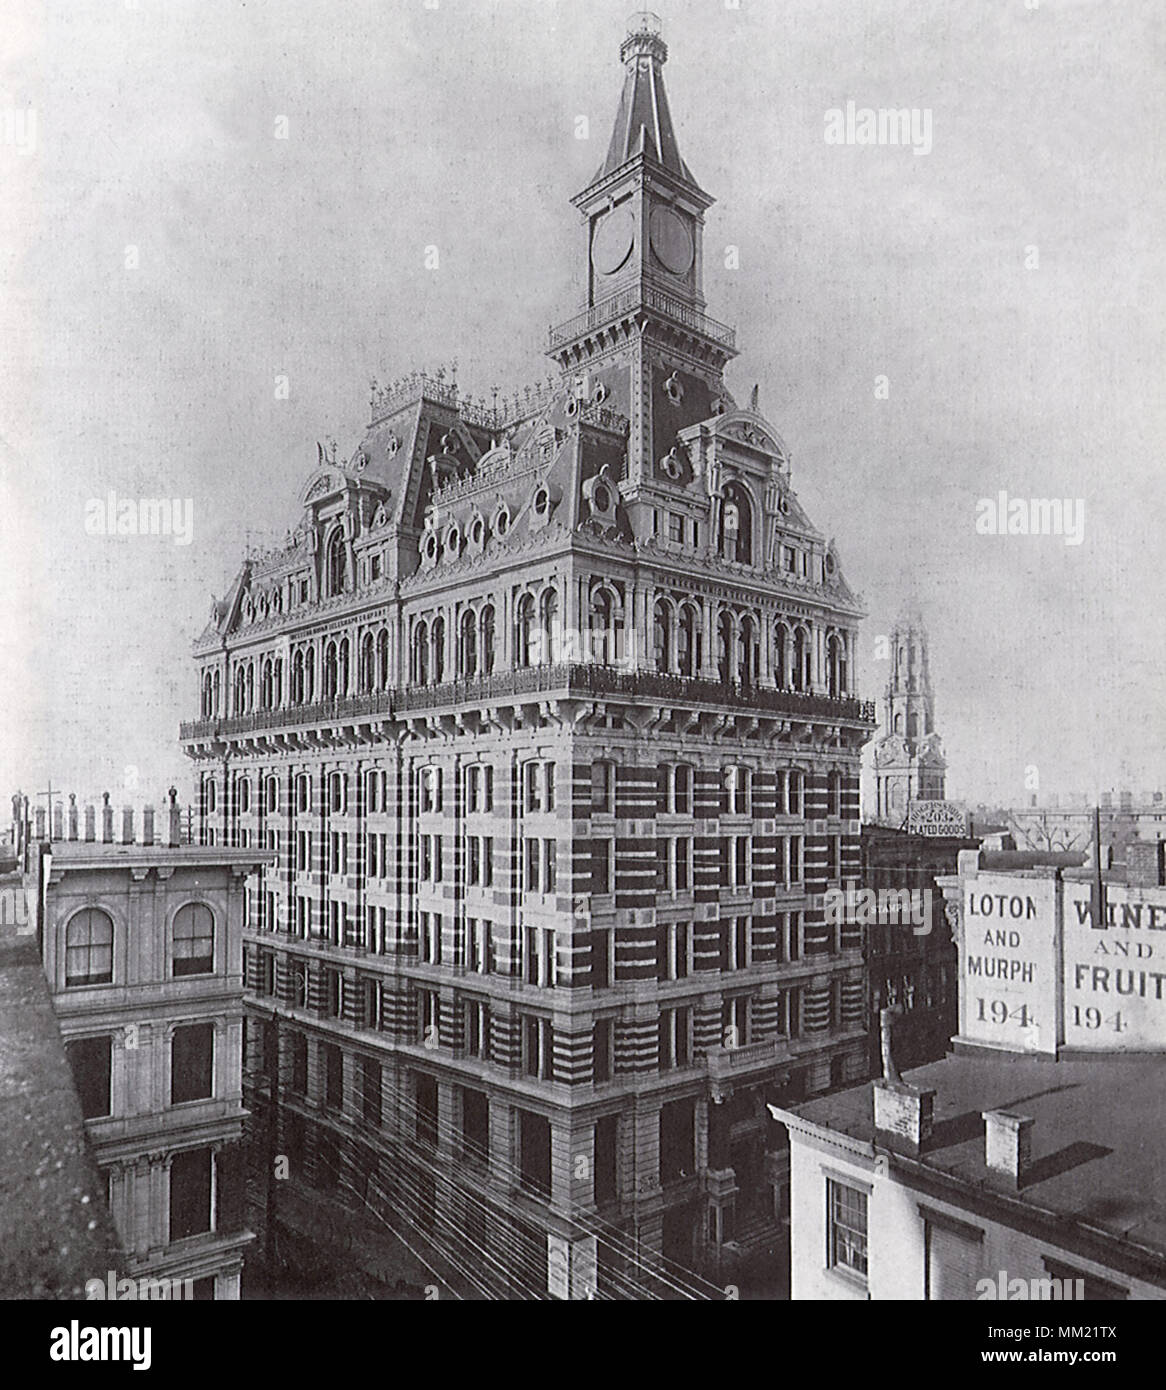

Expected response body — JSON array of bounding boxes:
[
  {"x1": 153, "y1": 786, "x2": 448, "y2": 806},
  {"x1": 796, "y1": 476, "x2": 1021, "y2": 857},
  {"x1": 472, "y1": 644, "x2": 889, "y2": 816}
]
[
  {"x1": 871, "y1": 610, "x2": 947, "y2": 824},
  {"x1": 594, "y1": 13, "x2": 697, "y2": 186}
]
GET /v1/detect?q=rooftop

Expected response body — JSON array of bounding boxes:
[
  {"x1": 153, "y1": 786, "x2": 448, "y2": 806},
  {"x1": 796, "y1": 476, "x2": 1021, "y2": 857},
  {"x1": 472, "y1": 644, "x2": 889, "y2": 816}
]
[{"x1": 790, "y1": 1053, "x2": 1166, "y2": 1265}]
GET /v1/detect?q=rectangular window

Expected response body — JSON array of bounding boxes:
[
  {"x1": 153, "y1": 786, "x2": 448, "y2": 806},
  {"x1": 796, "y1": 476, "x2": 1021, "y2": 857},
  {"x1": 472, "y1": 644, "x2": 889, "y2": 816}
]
[
  {"x1": 290, "y1": 1033, "x2": 308, "y2": 1093},
  {"x1": 591, "y1": 928, "x2": 612, "y2": 988},
  {"x1": 169, "y1": 1148, "x2": 213, "y2": 1241},
  {"x1": 468, "y1": 918, "x2": 492, "y2": 974},
  {"x1": 668, "y1": 514, "x2": 684, "y2": 544},
  {"x1": 415, "y1": 1072, "x2": 438, "y2": 1148},
  {"x1": 595, "y1": 1114, "x2": 618, "y2": 1204},
  {"x1": 462, "y1": 1087, "x2": 489, "y2": 1164},
  {"x1": 522, "y1": 1016, "x2": 554, "y2": 1080},
  {"x1": 827, "y1": 1179, "x2": 869, "y2": 1279},
  {"x1": 417, "y1": 989, "x2": 439, "y2": 1048},
  {"x1": 66, "y1": 1035, "x2": 112, "y2": 1119},
  {"x1": 363, "y1": 978, "x2": 381, "y2": 1030},
  {"x1": 592, "y1": 839, "x2": 614, "y2": 895},
  {"x1": 519, "y1": 1109, "x2": 551, "y2": 1198},
  {"x1": 671, "y1": 764, "x2": 692, "y2": 816},
  {"x1": 323, "y1": 1041, "x2": 344, "y2": 1110},
  {"x1": 659, "y1": 1006, "x2": 692, "y2": 1070},
  {"x1": 171, "y1": 1023, "x2": 214, "y2": 1105},
  {"x1": 543, "y1": 840, "x2": 557, "y2": 894},
  {"x1": 593, "y1": 1018, "x2": 613, "y2": 1082},
  {"x1": 465, "y1": 998, "x2": 490, "y2": 1060},
  {"x1": 591, "y1": 761, "x2": 614, "y2": 815}
]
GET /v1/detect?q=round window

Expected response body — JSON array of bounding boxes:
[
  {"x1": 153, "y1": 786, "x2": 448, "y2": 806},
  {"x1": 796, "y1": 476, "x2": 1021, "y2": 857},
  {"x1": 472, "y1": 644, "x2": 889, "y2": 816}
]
[
  {"x1": 423, "y1": 532, "x2": 438, "y2": 560},
  {"x1": 592, "y1": 484, "x2": 611, "y2": 513},
  {"x1": 446, "y1": 524, "x2": 461, "y2": 554},
  {"x1": 470, "y1": 517, "x2": 485, "y2": 546},
  {"x1": 495, "y1": 508, "x2": 510, "y2": 536},
  {"x1": 534, "y1": 488, "x2": 549, "y2": 515}
]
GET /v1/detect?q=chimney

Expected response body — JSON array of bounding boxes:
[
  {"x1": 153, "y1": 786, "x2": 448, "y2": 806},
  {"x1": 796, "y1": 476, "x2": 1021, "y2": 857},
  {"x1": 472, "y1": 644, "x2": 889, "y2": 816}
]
[
  {"x1": 1126, "y1": 840, "x2": 1160, "y2": 888},
  {"x1": 68, "y1": 793, "x2": 78, "y2": 841},
  {"x1": 872, "y1": 1008, "x2": 935, "y2": 1155},
  {"x1": 167, "y1": 788, "x2": 182, "y2": 846},
  {"x1": 84, "y1": 803, "x2": 96, "y2": 841},
  {"x1": 101, "y1": 792, "x2": 113, "y2": 843},
  {"x1": 983, "y1": 1110, "x2": 1033, "y2": 1188},
  {"x1": 142, "y1": 805, "x2": 155, "y2": 844},
  {"x1": 121, "y1": 806, "x2": 134, "y2": 845}
]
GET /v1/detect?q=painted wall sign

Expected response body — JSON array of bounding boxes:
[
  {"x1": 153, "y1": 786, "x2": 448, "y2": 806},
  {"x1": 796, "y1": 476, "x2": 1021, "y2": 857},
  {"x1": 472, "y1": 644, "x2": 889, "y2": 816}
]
[
  {"x1": 908, "y1": 801, "x2": 969, "y2": 837},
  {"x1": 961, "y1": 874, "x2": 1057, "y2": 1054}
]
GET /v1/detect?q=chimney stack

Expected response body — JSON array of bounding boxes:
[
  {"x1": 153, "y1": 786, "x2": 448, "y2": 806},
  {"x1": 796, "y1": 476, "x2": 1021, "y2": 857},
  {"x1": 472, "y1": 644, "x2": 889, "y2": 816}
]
[
  {"x1": 142, "y1": 805, "x2": 155, "y2": 844},
  {"x1": 872, "y1": 1010, "x2": 934, "y2": 1155},
  {"x1": 983, "y1": 1110, "x2": 1033, "y2": 1188}
]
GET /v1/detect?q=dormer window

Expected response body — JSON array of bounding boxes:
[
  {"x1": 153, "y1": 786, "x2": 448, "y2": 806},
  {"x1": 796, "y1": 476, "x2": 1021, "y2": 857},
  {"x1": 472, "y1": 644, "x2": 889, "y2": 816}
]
[
  {"x1": 718, "y1": 482, "x2": 753, "y2": 565},
  {"x1": 327, "y1": 528, "x2": 347, "y2": 595}
]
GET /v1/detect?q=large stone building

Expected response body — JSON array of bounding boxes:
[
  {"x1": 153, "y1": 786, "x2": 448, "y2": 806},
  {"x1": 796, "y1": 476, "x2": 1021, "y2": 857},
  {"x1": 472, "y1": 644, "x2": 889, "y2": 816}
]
[
  {"x1": 17, "y1": 792, "x2": 265, "y2": 1300},
  {"x1": 181, "y1": 13, "x2": 876, "y2": 1295}
]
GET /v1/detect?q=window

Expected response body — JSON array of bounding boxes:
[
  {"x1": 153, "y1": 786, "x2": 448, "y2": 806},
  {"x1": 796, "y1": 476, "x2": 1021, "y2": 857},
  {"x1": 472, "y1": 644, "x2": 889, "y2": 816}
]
[
  {"x1": 66, "y1": 1035, "x2": 112, "y2": 1118},
  {"x1": 592, "y1": 839, "x2": 614, "y2": 895},
  {"x1": 718, "y1": 481, "x2": 753, "y2": 565},
  {"x1": 668, "y1": 514, "x2": 684, "y2": 544},
  {"x1": 171, "y1": 1023, "x2": 214, "y2": 1105},
  {"x1": 327, "y1": 528, "x2": 347, "y2": 596},
  {"x1": 173, "y1": 904, "x2": 214, "y2": 977},
  {"x1": 524, "y1": 839, "x2": 557, "y2": 895},
  {"x1": 417, "y1": 989, "x2": 439, "y2": 1048},
  {"x1": 523, "y1": 927, "x2": 558, "y2": 988},
  {"x1": 325, "y1": 969, "x2": 343, "y2": 1018},
  {"x1": 259, "y1": 951, "x2": 275, "y2": 996},
  {"x1": 667, "y1": 763, "x2": 692, "y2": 816},
  {"x1": 722, "y1": 835, "x2": 751, "y2": 889},
  {"x1": 419, "y1": 912, "x2": 442, "y2": 965},
  {"x1": 420, "y1": 834, "x2": 443, "y2": 884},
  {"x1": 725, "y1": 765, "x2": 752, "y2": 816},
  {"x1": 1041, "y1": 1257, "x2": 1127, "y2": 1302},
  {"x1": 290, "y1": 1032, "x2": 308, "y2": 1092},
  {"x1": 523, "y1": 760, "x2": 555, "y2": 814},
  {"x1": 591, "y1": 760, "x2": 615, "y2": 815},
  {"x1": 721, "y1": 994, "x2": 752, "y2": 1047},
  {"x1": 169, "y1": 1149, "x2": 213, "y2": 1241},
  {"x1": 659, "y1": 836, "x2": 693, "y2": 893},
  {"x1": 593, "y1": 1018, "x2": 613, "y2": 1082},
  {"x1": 468, "y1": 919, "x2": 492, "y2": 974},
  {"x1": 727, "y1": 916, "x2": 750, "y2": 971},
  {"x1": 465, "y1": 999, "x2": 490, "y2": 1060},
  {"x1": 656, "y1": 922, "x2": 689, "y2": 981},
  {"x1": 827, "y1": 770, "x2": 843, "y2": 819},
  {"x1": 591, "y1": 928, "x2": 612, "y2": 988},
  {"x1": 362, "y1": 1058, "x2": 382, "y2": 1124},
  {"x1": 363, "y1": 978, "x2": 381, "y2": 1030},
  {"x1": 519, "y1": 1109, "x2": 551, "y2": 1198},
  {"x1": 462, "y1": 1087, "x2": 489, "y2": 1163},
  {"x1": 323, "y1": 1042, "x2": 344, "y2": 1109},
  {"x1": 659, "y1": 1006, "x2": 692, "y2": 1070},
  {"x1": 291, "y1": 963, "x2": 308, "y2": 1009},
  {"x1": 296, "y1": 775, "x2": 311, "y2": 814},
  {"x1": 64, "y1": 909, "x2": 114, "y2": 987},
  {"x1": 522, "y1": 1016, "x2": 554, "y2": 1080},
  {"x1": 595, "y1": 1114, "x2": 618, "y2": 1204},
  {"x1": 465, "y1": 763, "x2": 494, "y2": 814},
  {"x1": 827, "y1": 1179, "x2": 868, "y2": 1280},
  {"x1": 419, "y1": 766, "x2": 442, "y2": 814}
]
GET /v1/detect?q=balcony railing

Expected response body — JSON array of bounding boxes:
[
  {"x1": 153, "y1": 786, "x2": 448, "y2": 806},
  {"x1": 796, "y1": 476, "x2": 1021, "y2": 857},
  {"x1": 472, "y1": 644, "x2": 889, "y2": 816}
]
[
  {"x1": 180, "y1": 664, "x2": 875, "y2": 742},
  {"x1": 548, "y1": 285, "x2": 737, "y2": 353}
]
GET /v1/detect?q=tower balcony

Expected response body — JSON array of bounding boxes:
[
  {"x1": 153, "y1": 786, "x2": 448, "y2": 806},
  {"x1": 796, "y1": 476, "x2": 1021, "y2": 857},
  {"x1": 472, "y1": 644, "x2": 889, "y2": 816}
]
[
  {"x1": 180, "y1": 664, "x2": 875, "y2": 748},
  {"x1": 548, "y1": 283, "x2": 737, "y2": 355}
]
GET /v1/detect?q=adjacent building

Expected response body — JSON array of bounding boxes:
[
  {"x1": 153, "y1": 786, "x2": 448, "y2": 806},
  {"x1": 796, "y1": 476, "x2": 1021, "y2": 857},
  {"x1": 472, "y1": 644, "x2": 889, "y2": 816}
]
[
  {"x1": 869, "y1": 608, "x2": 946, "y2": 826},
  {"x1": 20, "y1": 792, "x2": 267, "y2": 1300},
  {"x1": 775, "y1": 835, "x2": 1166, "y2": 1299},
  {"x1": 181, "y1": 13, "x2": 877, "y2": 1294}
]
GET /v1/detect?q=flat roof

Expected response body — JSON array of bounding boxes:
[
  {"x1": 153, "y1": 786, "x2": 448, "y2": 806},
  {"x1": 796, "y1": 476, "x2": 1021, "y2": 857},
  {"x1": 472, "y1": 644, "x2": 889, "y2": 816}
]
[
  {"x1": 789, "y1": 1053, "x2": 1166, "y2": 1262},
  {"x1": 47, "y1": 843, "x2": 273, "y2": 870}
]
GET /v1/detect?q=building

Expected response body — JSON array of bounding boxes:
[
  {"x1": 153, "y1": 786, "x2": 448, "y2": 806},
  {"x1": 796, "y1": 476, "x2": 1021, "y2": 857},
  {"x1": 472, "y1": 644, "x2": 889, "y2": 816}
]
[
  {"x1": 20, "y1": 791, "x2": 268, "y2": 1300},
  {"x1": 181, "y1": 13, "x2": 877, "y2": 1295},
  {"x1": 859, "y1": 825, "x2": 970, "y2": 1071},
  {"x1": 774, "y1": 835, "x2": 1166, "y2": 1299},
  {"x1": 870, "y1": 609, "x2": 946, "y2": 826}
]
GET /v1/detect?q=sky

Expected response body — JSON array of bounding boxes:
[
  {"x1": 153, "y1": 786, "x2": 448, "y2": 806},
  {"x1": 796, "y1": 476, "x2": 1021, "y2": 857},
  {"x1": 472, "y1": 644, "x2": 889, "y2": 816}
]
[{"x1": 1, "y1": 0, "x2": 1163, "y2": 813}]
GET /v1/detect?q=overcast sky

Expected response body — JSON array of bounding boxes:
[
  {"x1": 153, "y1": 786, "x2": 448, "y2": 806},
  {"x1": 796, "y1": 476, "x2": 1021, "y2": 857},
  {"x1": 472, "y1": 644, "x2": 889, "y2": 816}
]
[{"x1": 1, "y1": 0, "x2": 1163, "y2": 812}]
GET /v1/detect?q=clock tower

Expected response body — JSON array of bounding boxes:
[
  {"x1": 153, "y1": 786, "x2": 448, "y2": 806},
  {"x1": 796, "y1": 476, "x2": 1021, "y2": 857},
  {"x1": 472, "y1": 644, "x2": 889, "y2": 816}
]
[{"x1": 548, "y1": 11, "x2": 738, "y2": 490}]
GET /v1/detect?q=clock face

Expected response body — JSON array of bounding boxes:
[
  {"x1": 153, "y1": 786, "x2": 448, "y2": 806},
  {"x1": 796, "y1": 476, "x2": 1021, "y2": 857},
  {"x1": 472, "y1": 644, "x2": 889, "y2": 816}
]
[
  {"x1": 591, "y1": 208, "x2": 635, "y2": 275},
  {"x1": 649, "y1": 206, "x2": 694, "y2": 275}
]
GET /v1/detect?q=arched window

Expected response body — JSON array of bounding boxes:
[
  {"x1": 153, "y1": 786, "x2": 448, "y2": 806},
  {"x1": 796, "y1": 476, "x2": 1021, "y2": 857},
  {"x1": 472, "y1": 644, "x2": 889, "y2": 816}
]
[
  {"x1": 376, "y1": 629, "x2": 390, "y2": 689},
  {"x1": 305, "y1": 647, "x2": 315, "y2": 702},
  {"x1": 827, "y1": 632, "x2": 847, "y2": 698},
  {"x1": 339, "y1": 637, "x2": 350, "y2": 696},
  {"x1": 360, "y1": 633, "x2": 375, "y2": 693},
  {"x1": 459, "y1": 609, "x2": 477, "y2": 678},
  {"x1": 793, "y1": 626, "x2": 809, "y2": 691},
  {"x1": 260, "y1": 659, "x2": 273, "y2": 710},
  {"x1": 718, "y1": 482, "x2": 754, "y2": 565},
  {"x1": 515, "y1": 594, "x2": 535, "y2": 669},
  {"x1": 65, "y1": 908, "x2": 114, "y2": 986},
  {"x1": 480, "y1": 606, "x2": 495, "y2": 676},
  {"x1": 431, "y1": 616, "x2": 445, "y2": 683},
  {"x1": 234, "y1": 667, "x2": 246, "y2": 714},
  {"x1": 907, "y1": 712, "x2": 919, "y2": 739},
  {"x1": 324, "y1": 641, "x2": 338, "y2": 699},
  {"x1": 774, "y1": 622, "x2": 790, "y2": 689},
  {"x1": 292, "y1": 650, "x2": 304, "y2": 704},
  {"x1": 327, "y1": 528, "x2": 347, "y2": 596},
  {"x1": 266, "y1": 776, "x2": 279, "y2": 814},
  {"x1": 296, "y1": 774, "x2": 312, "y2": 813},
  {"x1": 827, "y1": 770, "x2": 842, "y2": 818},
  {"x1": 717, "y1": 611, "x2": 734, "y2": 684},
  {"x1": 205, "y1": 777, "x2": 217, "y2": 814},
  {"x1": 246, "y1": 663, "x2": 254, "y2": 711},
  {"x1": 738, "y1": 616, "x2": 759, "y2": 689},
  {"x1": 273, "y1": 658, "x2": 282, "y2": 707},
  {"x1": 653, "y1": 599, "x2": 672, "y2": 673},
  {"x1": 539, "y1": 589, "x2": 558, "y2": 666},
  {"x1": 173, "y1": 903, "x2": 215, "y2": 977},
  {"x1": 894, "y1": 712, "x2": 904, "y2": 734},
  {"x1": 589, "y1": 588, "x2": 622, "y2": 665},
  {"x1": 412, "y1": 621, "x2": 429, "y2": 685},
  {"x1": 202, "y1": 673, "x2": 213, "y2": 717},
  {"x1": 237, "y1": 778, "x2": 250, "y2": 814},
  {"x1": 212, "y1": 671, "x2": 220, "y2": 715},
  {"x1": 677, "y1": 604, "x2": 700, "y2": 678}
]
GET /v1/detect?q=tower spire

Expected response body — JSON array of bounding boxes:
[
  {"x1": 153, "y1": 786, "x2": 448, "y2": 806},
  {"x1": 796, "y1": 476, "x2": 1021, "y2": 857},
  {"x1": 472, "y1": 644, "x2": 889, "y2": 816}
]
[{"x1": 595, "y1": 12, "x2": 697, "y2": 186}]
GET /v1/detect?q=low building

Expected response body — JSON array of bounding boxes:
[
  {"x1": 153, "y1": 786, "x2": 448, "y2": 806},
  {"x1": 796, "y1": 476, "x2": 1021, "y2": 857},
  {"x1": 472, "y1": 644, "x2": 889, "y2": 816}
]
[
  {"x1": 18, "y1": 791, "x2": 270, "y2": 1299},
  {"x1": 774, "y1": 840, "x2": 1166, "y2": 1299}
]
